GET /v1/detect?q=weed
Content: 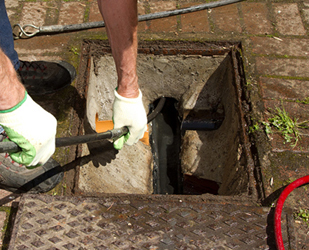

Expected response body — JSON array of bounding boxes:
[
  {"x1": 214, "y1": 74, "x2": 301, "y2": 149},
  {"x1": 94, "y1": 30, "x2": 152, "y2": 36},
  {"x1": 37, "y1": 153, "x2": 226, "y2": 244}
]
[
  {"x1": 294, "y1": 208, "x2": 309, "y2": 227},
  {"x1": 284, "y1": 177, "x2": 296, "y2": 185},
  {"x1": 62, "y1": 184, "x2": 67, "y2": 193},
  {"x1": 262, "y1": 103, "x2": 309, "y2": 147},
  {"x1": 245, "y1": 78, "x2": 252, "y2": 86},
  {"x1": 296, "y1": 97, "x2": 309, "y2": 105},
  {"x1": 249, "y1": 123, "x2": 260, "y2": 133},
  {"x1": 262, "y1": 120, "x2": 272, "y2": 135},
  {"x1": 70, "y1": 47, "x2": 80, "y2": 55}
]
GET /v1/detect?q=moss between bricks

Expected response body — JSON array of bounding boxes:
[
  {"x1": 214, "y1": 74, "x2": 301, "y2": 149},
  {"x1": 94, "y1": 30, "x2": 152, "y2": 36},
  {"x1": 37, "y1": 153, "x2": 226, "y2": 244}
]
[{"x1": 1, "y1": 206, "x2": 18, "y2": 250}]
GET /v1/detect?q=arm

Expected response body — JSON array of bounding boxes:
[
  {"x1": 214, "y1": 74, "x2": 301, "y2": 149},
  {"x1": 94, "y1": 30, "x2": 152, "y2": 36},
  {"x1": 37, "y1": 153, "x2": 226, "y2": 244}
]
[
  {"x1": 0, "y1": 49, "x2": 25, "y2": 110},
  {"x1": 0, "y1": 49, "x2": 57, "y2": 166},
  {"x1": 98, "y1": 0, "x2": 147, "y2": 149},
  {"x1": 98, "y1": 0, "x2": 139, "y2": 98}
]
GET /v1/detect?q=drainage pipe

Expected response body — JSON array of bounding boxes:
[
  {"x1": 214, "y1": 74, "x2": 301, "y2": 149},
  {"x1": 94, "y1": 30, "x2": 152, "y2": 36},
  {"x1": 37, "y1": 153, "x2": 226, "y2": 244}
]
[
  {"x1": 274, "y1": 175, "x2": 309, "y2": 250},
  {"x1": 13, "y1": 0, "x2": 243, "y2": 39}
]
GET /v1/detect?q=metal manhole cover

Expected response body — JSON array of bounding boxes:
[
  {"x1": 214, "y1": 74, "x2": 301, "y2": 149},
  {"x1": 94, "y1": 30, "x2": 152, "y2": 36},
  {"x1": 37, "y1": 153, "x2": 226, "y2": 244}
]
[{"x1": 9, "y1": 194, "x2": 295, "y2": 249}]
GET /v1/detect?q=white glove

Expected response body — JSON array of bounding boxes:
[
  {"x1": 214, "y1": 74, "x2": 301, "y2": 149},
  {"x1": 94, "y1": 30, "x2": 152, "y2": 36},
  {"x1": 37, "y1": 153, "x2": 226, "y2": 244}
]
[
  {"x1": 0, "y1": 92, "x2": 57, "y2": 167},
  {"x1": 113, "y1": 89, "x2": 147, "y2": 150}
]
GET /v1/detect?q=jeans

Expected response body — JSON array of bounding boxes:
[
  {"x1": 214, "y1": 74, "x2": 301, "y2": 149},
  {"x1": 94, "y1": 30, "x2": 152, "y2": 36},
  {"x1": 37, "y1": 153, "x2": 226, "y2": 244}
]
[{"x1": 0, "y1": 0, "x2": 19, "y2": 70}]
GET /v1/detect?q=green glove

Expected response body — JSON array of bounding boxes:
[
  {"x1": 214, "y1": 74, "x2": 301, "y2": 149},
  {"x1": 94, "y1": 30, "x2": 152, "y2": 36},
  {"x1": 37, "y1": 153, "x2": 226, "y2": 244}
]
[
  {"x1": 1, "y1": 126, "x2": 36, "y2": 166},
  {"x1": 0, "y1": 92, "x2": 57, "y2": 167},
  {"x1": 113, "y1": 131, "x2": 130, "y2": 150}
]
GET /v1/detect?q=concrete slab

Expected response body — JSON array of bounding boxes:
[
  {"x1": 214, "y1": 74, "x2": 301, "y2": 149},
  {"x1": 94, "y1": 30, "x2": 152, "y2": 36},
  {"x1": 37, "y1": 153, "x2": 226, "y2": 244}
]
[{"x1": 8, "y1": 194, "x2": 296, "y2": 249}]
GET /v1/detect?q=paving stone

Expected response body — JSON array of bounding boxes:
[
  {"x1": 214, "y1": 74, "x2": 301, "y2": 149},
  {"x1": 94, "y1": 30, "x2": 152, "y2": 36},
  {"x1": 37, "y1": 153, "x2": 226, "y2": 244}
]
[
  {"x1": 6, "y1": 9, "x2": 16, "y2": 20},
  {"x1": 273, "y1": 3, "x2": 306, "y2": 35},
  {"x1": 0, "y1": 189, "x2": 20, "y2": 207},
  {"x1": 18, "y1": 55, "x2": 63, "y2": 63},
  {"x1": 44, "y1": 2, "x2": 60, "y2": 26},
  {"x1": 259, "y1": 77, "x2": 309, "y2": 100},
  {"x1": 149, "y1": 1, "x2": 177, "y2": 32},
  {"x1": 20, "y1": 2, "x2": 48, "y2": 27},
  {"x1": 137, "y1": 1, "x2": 146, "y2": 16},
  {"x1": 256, "y1": 57, "x2": 309, "y2": 78},
  {"x1": 303, "y1": 8, "x2": 309, "y2": 25},
  {"x1": 179, "y1": 3, "x2": 210, "y2": 33},
  {"x1": 58, "y1": 2, "x2": 85, "y2": 25},
  {"x1": 241, "y1": 2, "x2": 272, "y2": 35},
  {"x1": 5, "y1": 0, "x2": 19, "y2": 8},
  {"x1": 251, "y1": 37, "x2": 309, "y2": 57},
  {"x1": 14, "y1": 35, "x2": 72, "y2": 56},
  {"x1": 211, "y1": 4, "x2": 242, "y2": 33},
  {"x1": 262, "y1": 99, "x2": 309, "y2": 152},
  {"x1": 137, "y1": 1, "x2": 148, "y2": 32},
  {"x1": 8, "y1": 194, "x2": 295, "y2": 249},
  {"x1": 270, "y1": 133, "x2": 309, "y2": 153},
  {"x1": 263, "y1": 99, "x2": 309, "y2": 123},
  {"x1": 87, "y1": 1, "x2": 106, "y2": 33},
  {"x1": 88, "y1": 1, "x2": 102, "y2": 23}
]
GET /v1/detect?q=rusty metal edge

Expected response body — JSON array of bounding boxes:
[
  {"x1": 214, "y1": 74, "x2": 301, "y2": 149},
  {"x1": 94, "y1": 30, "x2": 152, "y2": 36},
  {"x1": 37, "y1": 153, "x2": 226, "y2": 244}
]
[{"x1": 231, "y1": 47, "x2": 259, "y2": 201}]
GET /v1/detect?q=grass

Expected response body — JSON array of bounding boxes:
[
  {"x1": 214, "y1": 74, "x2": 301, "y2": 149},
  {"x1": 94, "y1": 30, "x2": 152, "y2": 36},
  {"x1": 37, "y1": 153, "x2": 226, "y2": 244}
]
[
  {"x1": 294, "y1": 208, "x2": 309, "y2": 227},
  {"x1": 296, "y1": 97, "x2": 309, "y2": 105},
  {"x1": 249, "y1": 123, "x2": 260, "y2": 133},
  {"x1": 69, "y1": 46, "x2": 80, "y2": 56},
  {"x1": 262, "y1": 103, "x2": 309, "y2": 147}
]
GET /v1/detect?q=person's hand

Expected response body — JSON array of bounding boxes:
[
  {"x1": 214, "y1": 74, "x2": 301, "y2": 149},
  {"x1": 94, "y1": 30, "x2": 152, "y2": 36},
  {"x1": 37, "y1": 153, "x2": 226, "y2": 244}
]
[
  {"x1": 0, "y1": 92, "x2": 57, "y2": 167},
  {"x1": 113, "y1": 89, "x2": 147, "y2": 150}
]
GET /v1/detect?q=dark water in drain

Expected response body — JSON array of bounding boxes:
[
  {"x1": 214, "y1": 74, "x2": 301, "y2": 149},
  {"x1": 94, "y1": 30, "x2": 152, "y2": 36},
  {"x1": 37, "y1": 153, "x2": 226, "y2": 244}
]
[
  {"x1": 151, "y1": 98, "x2": 182, "y2": 194},
  {"x1": 151, "y1": 98, "x2": 221, "y2": 195}
]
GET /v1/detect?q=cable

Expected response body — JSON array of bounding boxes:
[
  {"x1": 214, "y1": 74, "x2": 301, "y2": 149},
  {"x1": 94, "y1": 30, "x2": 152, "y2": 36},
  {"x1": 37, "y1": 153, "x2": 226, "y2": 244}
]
[
  {"x1": 56, "y1": 97, "x2": 166, "y2": 147},
  {"x1": 13, "y1": 0, "x2": 243, "y2": 39},
  {"x1": 147, "y1": 97, "x2": 166, "y2": 123},
  {"x1": 0, "y1": 97, "x2": 166, "y2": 153},
  {"x1": 274, "y1": 175, "x2": 309, "y2": 249}
]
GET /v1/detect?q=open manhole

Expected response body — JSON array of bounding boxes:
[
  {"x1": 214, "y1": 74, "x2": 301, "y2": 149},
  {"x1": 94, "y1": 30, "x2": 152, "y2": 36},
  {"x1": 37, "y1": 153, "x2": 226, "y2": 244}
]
[{"x1": 75, "y1": 40, "x2": 256, "y2": 198}]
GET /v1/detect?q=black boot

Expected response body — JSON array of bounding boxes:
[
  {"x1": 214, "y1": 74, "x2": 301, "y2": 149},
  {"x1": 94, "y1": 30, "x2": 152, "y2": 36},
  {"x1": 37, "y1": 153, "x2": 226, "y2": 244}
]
[
  {"x1": 17, "y1": 60, "x2": 76, "y2": 95},
  {"x1": 0, "y1": 132, "x2": 63, "y2": 193}
]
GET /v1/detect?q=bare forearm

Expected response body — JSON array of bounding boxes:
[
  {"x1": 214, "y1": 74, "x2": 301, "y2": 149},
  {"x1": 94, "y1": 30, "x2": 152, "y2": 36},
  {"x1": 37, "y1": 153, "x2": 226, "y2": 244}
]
[
  {"x1": 0, "y1": 49, "x2": 25, "y2": 110},
  {"x1": 98, "y1": 0, "x2": 139, "y2": 98}
]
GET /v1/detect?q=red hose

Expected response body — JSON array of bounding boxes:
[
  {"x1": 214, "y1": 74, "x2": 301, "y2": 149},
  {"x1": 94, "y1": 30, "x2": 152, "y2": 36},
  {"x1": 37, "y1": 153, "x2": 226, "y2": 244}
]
[{"x1": 274, "y1": 175, "x2": 309, "y2": 249}]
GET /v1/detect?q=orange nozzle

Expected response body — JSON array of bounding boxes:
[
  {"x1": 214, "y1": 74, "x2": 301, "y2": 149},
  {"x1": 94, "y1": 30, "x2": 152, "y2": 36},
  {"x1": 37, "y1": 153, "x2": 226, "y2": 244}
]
[{"x1": 95, "y1": 114, "x2": 149, "y2": 146}]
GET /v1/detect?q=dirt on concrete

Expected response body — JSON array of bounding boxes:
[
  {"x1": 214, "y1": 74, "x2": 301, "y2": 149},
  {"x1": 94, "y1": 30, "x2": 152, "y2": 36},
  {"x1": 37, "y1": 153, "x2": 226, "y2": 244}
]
[{"x1": 71, "y1": 40, "x2": 256, "y2": 201}]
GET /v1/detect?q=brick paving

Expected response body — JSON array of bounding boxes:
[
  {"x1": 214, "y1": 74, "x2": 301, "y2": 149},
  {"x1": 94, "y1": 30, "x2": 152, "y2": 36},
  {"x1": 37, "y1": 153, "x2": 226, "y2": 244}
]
[{"x1": 2, "y1": 0, "x2": 309, "y2": 248}]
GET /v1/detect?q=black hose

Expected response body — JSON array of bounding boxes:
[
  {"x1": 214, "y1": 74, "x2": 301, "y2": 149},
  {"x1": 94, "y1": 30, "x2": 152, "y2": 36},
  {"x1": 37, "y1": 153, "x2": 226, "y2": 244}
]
[
  {"x1": 55, "y1": 97, "x2": 166, "y2": 148},
  {"x1": 147, "y1": 97, "x2": 166, "y2": 123},
  {"x1": 55, "y1": 127, "x2": 129, "y2": 148}
]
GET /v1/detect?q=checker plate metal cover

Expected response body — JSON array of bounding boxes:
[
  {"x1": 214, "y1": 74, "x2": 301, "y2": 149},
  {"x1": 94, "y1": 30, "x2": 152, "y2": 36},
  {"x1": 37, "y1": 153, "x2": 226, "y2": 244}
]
[{"x1": 9, "y1": 194, "x2": 295, "y2": 249}]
